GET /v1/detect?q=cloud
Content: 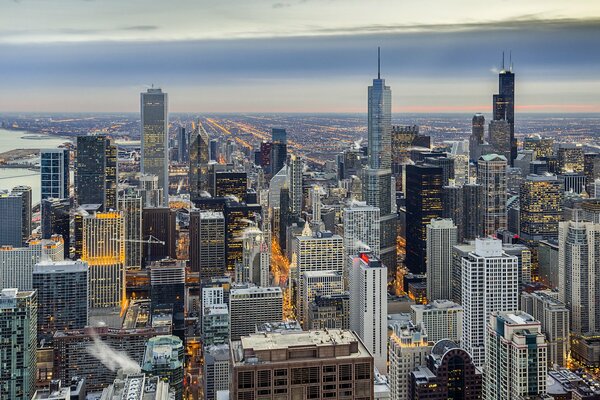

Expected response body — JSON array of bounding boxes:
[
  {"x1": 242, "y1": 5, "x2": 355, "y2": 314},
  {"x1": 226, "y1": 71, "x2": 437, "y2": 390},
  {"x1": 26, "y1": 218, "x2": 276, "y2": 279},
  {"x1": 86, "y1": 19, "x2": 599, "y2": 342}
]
[
  {"x1": 121, "y1": 25, "x2": 159, "y2": 32},
  {"x1": 272, "y1": 2, "x2": 291, "y2": 8}
]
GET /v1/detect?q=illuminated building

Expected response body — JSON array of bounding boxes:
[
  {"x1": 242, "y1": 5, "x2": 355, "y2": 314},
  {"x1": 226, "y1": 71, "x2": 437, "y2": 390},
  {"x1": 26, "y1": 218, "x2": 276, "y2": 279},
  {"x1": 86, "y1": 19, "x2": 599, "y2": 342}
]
[
  {"x1": 409, "y1": 340, "x2": 482, "y2": 400},
  {"x1": 33, "y1": 259, "x2": 88, "y2": 344},
  {"x1": 229, "y1": 329, "x2": 373, "y2": 400},
  {"x1": 99, "y1": 374, "x2": 169, "y2": 400},
  {"x1": 349, "y1": 251, "x2": 387, "y2": 372},
  {"x1": 81, "y1": 211, "x2": 125, "y2": 309},
  {"x1": 0, "y1": 236, "x2": 63, "y2": 291},
  {"x1": 491, "y1": 57, "x2": 516, "y2": 165},
  {"x1": 557, "y1": 144, "x2": 584, "y2": 173},
  {"x1": 307, "y1": 293, "x2": 350, "y2": 330},
  {"x1": 461, "y1": 238, "x2": 518, "y2": 367},
  {"x1": 560, "y1": 171, "x2": 587, "y2": 194},
  {"x1": 477, "y1": 154, "x2": 508, "y2": 236},
  {"x1": 342, "y1": 201, "x2": 380, "y2": 277},
  {"x1": 229, "y1": 285, "x2": 282, "y2": 341},
  {"x1": 426, "y1": 218, "x2": 457, "y2": 302},
  {"x1": 141, "y1": 335, "x2": 184, "y2": 400},
  {"x1": 524, "y1": 135, "x2": 554, "y2": 160},
  {"x1": 469, "y1": 113, "x2": 485, "y2": 162},
  {"x1": 189, "y1": 123, "x2": 210, "y2": 202},
  {"x1": 214, "y1": 171, "x2": 247, "y2": 202},
  {"x1": 141, "y1": 88, "x2": 169, "y2": 206},
  {"x1": 41, "y1": 198, "x2": 70, "y2": 259},
  {"x1": 392, "y1": 124, "x2": 424, "y2": 168},
  {"x1": 203, "y1": 344, "x2": 230, "y2": 400},
  {"x1": 189, "y1": 210, "x2": 225, "y2": 279},
  {"x1": 411, "y1": 300, "x2": 462, "y2": 343},
  {"x1": 0, "y1": 289, "x2": 37, "y2": 400},
  {"x1": 405, "y1": 163, "x2": 443, "y2": 274},
  {"x1": 519, "y1": 174, "x2": 562, "y2": 242},
  {"x1": 293, "y1": 231, "x2": 344, "y2": 325},
  {"x1": 488, "y1": 120, "x2": 512, "y2": 163},
  {"x1": 40, "y1": 148, "x2": 70, "y2": 201},
  {"x1": 75, "y1": 135, "x2": 117, "y2": 211},
  {"x1": 118, "y1": 192, "x2": 143, "y2": 269},
  {"x1": 149, "y1": 259, "x2": 185, "y2": 338},
  {"x1": 428, "y1": 156, "x2": 455, "y2": 187},
  {"x1": 141, "y1": 207, "x2": 177, "y2": 264},
  {"x1": 388, "y1": 320, "x2": 430, "y2": 400},
  {"x1": 224, "y1": 200, "x2": 262, "y2": 276},
  {"x1": 485, "y1": 311, "x2": 547, "y2": 399},
  {"x1": 299, "y1": 270, "x2": 344, "y2": 330},
  {"x1": 239, "y1": 227, "x2": 269, "y2": 286},
  {"x1": 521, "y1": 290, "x2": 570, "y2": 367}
]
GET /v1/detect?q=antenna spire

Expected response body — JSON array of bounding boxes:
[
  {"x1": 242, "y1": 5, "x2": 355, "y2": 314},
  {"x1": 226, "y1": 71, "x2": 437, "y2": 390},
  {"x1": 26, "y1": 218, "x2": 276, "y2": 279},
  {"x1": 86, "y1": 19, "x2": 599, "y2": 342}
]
[
  {"x1": 502, "y1": 51, "x2": 505, "y2": 71},
  {"x1": 509, "y1": 50, "x2": 513, "y2": 72},
  {"x1": 377, "y1": 46, "x2": 381, "y2": 79}
]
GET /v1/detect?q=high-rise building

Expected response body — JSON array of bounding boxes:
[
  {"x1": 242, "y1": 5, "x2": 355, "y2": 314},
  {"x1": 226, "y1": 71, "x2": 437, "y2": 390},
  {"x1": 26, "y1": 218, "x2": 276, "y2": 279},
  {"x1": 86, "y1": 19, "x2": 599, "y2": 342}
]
[
  {"x1": 141, "y1": 88, "x2": 169, "y2": 206},
  {"x1": 189, "y1": 123, "x2": 210, "y2": 202},
  {"x1": 368, "y1": 49, "x2": 392, "y2": 170},
  {"x1": 342, "y1": 201, "x2": 380, "y2": 276},
  {"x1": 229, "y1": 286, "x2": 282, "y2": 341},
  {"x1": 40, "y1": 148, "x2": 70, "y2": 201},
  {"x1": 524, "y1": 135, "x2": 554, "y2": 160},
  {"x1": 426, "y1": 218, "x2": 458, "y2": 302},
  {"x1": 469, "y1": 113, "x2": 485, "y2": 161},
  {"x1": 491, "y1": 58, "x2": 516, "y2": 165},
  {"x1": 307, "y1": 293, "x2": 350, "y2": 330},
  {"x1": 411, "y1": 300, "x2": 463, "y2": 343},
  {"x1": 138, "y1": 174, "x2": 164, "y2": 208},
  {"x1": 488, "y1": 120, "x2": 512, "y2": 163},
  {"x1": 76, "y1": 135, "x2": 117, "y2": 210},
  {"x1": 189, "y1": 210, "x2": 226, "y2": 278},
  {"x1": 100, "y1": 373, "x2": 170, "y2": 400},
  {"x1": 392, "y1": 124, "x2": 427, "y2": 171},
  {"x1": 289, "y1": 155, "x2": 303, "y2": 217},
  {"x1": 33, "y1": 259, "x2": 88, "y2": 343},
  {"x1": 0, "y1": 288, "x2": 37, "y2": 400},
  {"x1": 520, "y1": 174, "x2": 562, "y2": 241},
  {"x1": 230, "y1": 329, "x2": 374, "y2": 400},
  {"x1": 81, "y1": 211, "x2": 125, "y2": 309},
  {"x1": 176, "y1": 126, "x2": 188, "y2": 163},
  {"x1": 485, "y1": 311, "x2": 547, "y2": 399},
  {"x1": 222, "y1": 200, "x2": 262, "y2": 276},
  {"x1": 270, "y1": 128, "x2": 288, "y2": 176},
  {"x1": 118, "y1": 193, "x2": 143, "y2": 269},
  {"x1": 409, "y1": 340, "x2": 482, "y2": 400},
  {"x1": 477, "y1": 154, "x2": 508, "y2": 236},
  {"x1": 405, "y1": 163, "x2": 443, "y2": 274},
  {"x1": 557, "y1": 144, "x2": 585, "y2": 173},
  {"x1": 349, "y1": 251, "x2": 387, "y2": 372},
  {"x1": 428, "y1": 156, "x2": 455, "y2": 187},
  {"x1": 521, "y1": 290, "x2": 570, "y2": 367},
  {"x1": 150, "y1": 259, "x2": 185, "y2": 337},
  {"x1": 560, "y1": 172, "x2": 587, "y2": 194},
  {"x1": 202, "y1": 304, "x2": 229, "y2": 346},
  {"x1": 584, "y1": 152, "x2": 600, "y2": 194},
  {"x1": 441, "y1": 183, "x2": 463, "y2": 241},
  {"x1": 11, "y1": 185, "x2": 32, "y2": 245},
  {"x1": 142, "y1": 207, "x2": 177, "y2": 264},
  {"x1": 300, "y1": 270, "x2": 344, "y2": 329},
  {"x1": 214, "y1": 171, "x2": 248, "y2": 201},
  {"x1": 461, "y1": 237, "x2": 518, "y2": 367},
  {"x1": 463, "y1": 182, "x2": 486, "y2": 241},
  {"x1": 141, "y1": 335, "x2": 184, "y2": 400},
  {"x1": 0, "y1": 190, "x2": 27, "y2": 247},
  {"x1": 558, "y1": 220, "x2": 600, "y2": 335},
  {"x1": 203, "y1": 344, "x2": 230, "y2": 400},
  {"x1": 388, "y1": 320, "x2": 431, "y2": 400},
  {"x1": 41, "y1": 198, "x2": 70, "y2": 259}
]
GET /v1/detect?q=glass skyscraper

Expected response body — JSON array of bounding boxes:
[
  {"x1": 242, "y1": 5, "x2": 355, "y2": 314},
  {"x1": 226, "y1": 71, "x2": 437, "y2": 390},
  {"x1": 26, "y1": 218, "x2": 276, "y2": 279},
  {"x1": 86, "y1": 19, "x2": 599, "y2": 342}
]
[
  {"x1": 492, "y1": 57, "x2": 516, "y2": 165},
  {"x1": 141, "y1": 87, "x2": 169, "y2": 206},
  {"x1": 40, "y1": 148, "x2": 70, "y2": 201}
]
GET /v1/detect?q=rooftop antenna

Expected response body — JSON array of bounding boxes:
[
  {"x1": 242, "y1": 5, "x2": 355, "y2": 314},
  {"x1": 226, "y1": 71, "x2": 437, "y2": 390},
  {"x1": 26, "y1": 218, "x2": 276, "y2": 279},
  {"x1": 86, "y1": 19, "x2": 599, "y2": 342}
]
[
  {"x1": 377, "y1": 46, "x2": 381, "y2": 79},
  {"x1": 502, "y1": 51, "x2": 505, "y2": 71},
  {"x1": 509, "y1": 50, "x2": 513, "y2": 72}
]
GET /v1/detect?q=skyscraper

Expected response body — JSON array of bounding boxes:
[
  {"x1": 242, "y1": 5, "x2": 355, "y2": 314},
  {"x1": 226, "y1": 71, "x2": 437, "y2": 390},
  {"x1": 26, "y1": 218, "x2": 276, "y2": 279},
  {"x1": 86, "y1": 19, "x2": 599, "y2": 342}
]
[
  {"x1": 0, "y1": 190, "x2": 26, "y2": 246},
  {"x1": 228, "y1": 286, "x2": 282, "y2": 340},
  {"x1": 189, "y1": 123, "x2": 210, "y2": 202},
  {"x1": 289, "y1": 155, "x2": 303, "y2": 217},
  {"x1": 75, "y1": 135, "x2": 117, "y2": 210},
  {"x1": 368, "y1": 48, "x2": 392, "y2": 170},
  {"x1": 40, "y1": 148, "x2": 70, "y2": 201},
  {"x1": 491, "y1": 55, "x2": 516, "y2": 165},
  {"x1": 463, "y1": 181, "x2": 485, "y2": 240},
  {"x1": 411, "y1": 300, "x2": 463, "y2": 343},
  {"x1": 405, "y1": 163, "x2": 443, "y2": 274},
  {"x1": 520, "y1": 174, "x2": 562, "y2": 242},
  {"x1": 118, "y1": 192, "x2": 143, "y2": 269},
  {"x1": 189, "y1": 210, "x2": 226, "y2": 278},
  {"x1": 141, "y1": 87, "x2": 169, "y2": 206},
  {"x1": 469, "y1": 113, "x2": 485, "y2": 161},
  {"x1": 149, "y1": 259, "x2": 185, "y2": 337},
  {"x1": 176, "y1": 126, "x2": 188, "y2": 163},
  {"x1": 142, "y1": 207, "x2": 177, "y2": 264},
  {"x1": 342, "y1": 201, "x2": 380, "y2": 275},
  {"x1": 0, "y1": 288, "x2": 37, "y2": 400},
  {"x1": 11, "y1": 185, "x2": 32, "y2": 245},
  {"x1": 426, "y1": 218, "x2": 458, "y2": 301},
  {"x1": 270, "y1": 128, "x2": 287, "y2": 175},
  {"x1": 478, "y1": 154, "x2": 508, "y2": 236},
  {"x1": 41, "y1": 197, "x2": 70, "y2": 258},
  {"x1": 141, "y1": 335, "x2": 184, "y2": 400},
  {"x1": 300, "y1": 270, "x2": 344, "y2": 329}
]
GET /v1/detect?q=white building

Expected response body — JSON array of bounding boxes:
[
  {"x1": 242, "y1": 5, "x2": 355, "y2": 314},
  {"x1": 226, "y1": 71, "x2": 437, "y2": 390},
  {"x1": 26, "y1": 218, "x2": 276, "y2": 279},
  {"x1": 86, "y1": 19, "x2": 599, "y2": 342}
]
[
  {"x1": 477, "y1": 154, "x2": 508, "y2": 236},
  {"x1": 300, "y1": 270, "x2": 344, "y2": 329},
  {"x1": 229, "y1": 285, "x2": 282, "y2": 341},
  {"x1": 289, "y1": 155, "x2": 303, "y2": 216},
  {"x1": 342, "y1": 201, "x2": 380, "y2": 277},
  {"x1": 410, "y1": 299, "x2": 463, "y2": 343},
  {"x1": 203, "y1": 344, "x2": 230, "y2": 400},
  {"x1": 461, "y1": 237, "x2": 518, "y2": 367},
  {"x1": 349, "y1": 251, "x2": 387, "y2": 373},
  {"x1": 388, "y1": 321, "x2": 430, "y2": 400},
  {"x1": 426, "y1": 218, "x2": 458, "y2": 301},
  {"x1": 485, "y1": 311, "x2": 547, "y2": 399},
  {"x1": 118, "y1": 193, "x2": 143, "y2": 269}
]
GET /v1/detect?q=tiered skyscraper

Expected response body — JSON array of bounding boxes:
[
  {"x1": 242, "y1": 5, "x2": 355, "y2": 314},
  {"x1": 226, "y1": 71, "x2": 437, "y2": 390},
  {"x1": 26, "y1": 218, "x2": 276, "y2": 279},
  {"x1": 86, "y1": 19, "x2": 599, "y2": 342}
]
[{"x1": 490, "y1": 54, "x2": 516, "y2": 165}]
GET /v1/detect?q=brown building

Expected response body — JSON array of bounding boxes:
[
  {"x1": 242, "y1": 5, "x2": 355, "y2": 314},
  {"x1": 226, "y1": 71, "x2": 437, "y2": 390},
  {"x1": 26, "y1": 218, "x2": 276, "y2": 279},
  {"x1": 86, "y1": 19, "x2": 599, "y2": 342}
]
[
  {"x1": 409, "y1": 340, "x2": 482, "y2": 399},
  {"x1": 142, "y1": 207, "x2": 177, "y2": 264},
  {"x1": 230, "y1": 329, "x2": 374, "y2": 400}
]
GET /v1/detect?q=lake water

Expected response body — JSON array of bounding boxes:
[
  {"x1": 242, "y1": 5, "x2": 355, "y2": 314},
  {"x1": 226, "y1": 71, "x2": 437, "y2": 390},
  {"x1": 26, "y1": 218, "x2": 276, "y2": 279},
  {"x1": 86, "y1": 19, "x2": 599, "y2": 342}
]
[{"x1": 0, "y1": 129, "x2": 72, "y2": 203}]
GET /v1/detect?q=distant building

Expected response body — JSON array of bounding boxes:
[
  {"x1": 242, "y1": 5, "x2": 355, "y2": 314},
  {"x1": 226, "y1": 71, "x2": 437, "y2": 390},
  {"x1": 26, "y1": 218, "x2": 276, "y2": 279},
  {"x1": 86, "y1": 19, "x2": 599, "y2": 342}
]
[
  {"x1": 141, "y1": 335, "x2": 184, "y2": 400},
  {"x1": 40, "y1": 148, "x2": 70, "y2": 201},
  {"x1": 41, "y1": 198, "x2": 70, "y2": 259},
  {"x1": 141, "y1": 88, "x2": 169, "y2": 206},
  {"x1": 520, "y1": 174, "x2": 562, "y2": 242},
  {"x1": 75, "y1": 135, "x2": 117, "y2": 211}
]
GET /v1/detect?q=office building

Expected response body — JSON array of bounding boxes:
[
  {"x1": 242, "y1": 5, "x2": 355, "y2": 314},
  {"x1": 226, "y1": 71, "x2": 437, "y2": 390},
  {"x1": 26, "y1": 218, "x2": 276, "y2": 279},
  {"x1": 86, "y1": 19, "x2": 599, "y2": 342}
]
[
  {"x1": 100, "y1": 373, "x2": 170, "y2": 400},
  {"x1": 388, "y1": 320, "x2": 430, "y2": 400},
  {"x1": 485, "y1": 311, "x2": 547, "y2": 399},
  {"x1": 40, "y1": 148, "x2": 70, "y2": 201},
  {"x1": 461, "y1": 238, "x2": 519, "y2": 367},
  {"x1": 521, "y1": 290, "x2": 570, "y2": 367},
  {"x1": 229, "y1": 329, "x2": 373, "y2": 400},
  {"x1": 410, "y1": 300, "x2": 463, "y2": 343},
  {"x1": 149, "y1": 259, "x2": 185, "y2": 336},
  {"x1": 118, "y1": 193, "x2": 143, "y2": 269},
  {"x1": 138, "y1": 174, "x2": 164, "y2": 208},
  {"x1": 0, "y1": 288, "x2": 37, "y2": 400},
  {"x1": 75, "y1": 135, "x2": 117, "y2": 210},
  {"x1": 202, "y1": 304, "x2": 229, "y2": 346},
  {"x1": 441, "y1": 183, "x2": 463, "y2": 242},
  {"x1": 463, "y1": 181, "x2": 485, "y2": 240},
  {"x1": 81, "y1": 211, "x2": 125, "y2": 309},
  {"x1": 141, "y1": 88, "x2": 169, "y2": 206},
  {"x1": 557, "y1": 144, "x2": 585, "y2": 173},
  {"x1": 520, "y1": 174, "x2": 562, "y2": 241},
  {"x1": 289, "y1": 155, "x2": 303, "y2": 217},
  {"x1": 141, "y1": 335, "x2": 184, "y2": 400},
  {"x1": 33, "y1": 259, "x2": 88, "y2": 343},
  {"x1": 32, "y1": 377, "x2": 86, "y2": 400},
  {"x1": 560, "y1": 172, "x2": 587, "y2": 194},
  {"x1": 469, "y1": 113, "x2": 485, "y2": 161},
  {"x1": 189, "y1": 210, "x2": 226, "y2": 278},
  {"x1": 11, "y1": 185, "x2": 32, "y2": 245},
  {"x1": 524, "y1": 135, "x2": 554, "y2": 160},
  {"x1": 221, "y1": 200, "x2": 262, "y2": 276},
  {"x1": 558, "y1": 220, "x2": 600, "y2": 335},
  {"x1": 409, "y1": 340, "x2": 482, "y2": 400},
  {"x1": 307, "y1": 293, "x2": 350, "y2": 330},
  {"x1": 426, "y1": 218, "x2": 458, "y2": 301},
  {"x1": 41, "y1": 198, "x2": 70, "y2": 258},
  {"x1": 491, "y1": 58, "x2": 516, "y2": 165},
  {"x1": 215, "y1": 171, "x2": 248, "y2": 201},
  {"x1": 342, "y1": 201, "x2": 380, "y2": 275},
  {"x1": 189, "y1": 123, "x2": 210, "y2": 201},
  {"x1": 203, "y1": 344, "x2": 230, "y2": 400},
  {"x1": 478, "y1": 154, "x2": 508, "y2": 236},
  {"x1": 349, "y1": 251, "x2": 387, "y2": 372},
  {"x1": 405, "y1": 163, "x2": 443, "y2": 274},
  {"x1": 0, "y1": 190, "x2": 26, "y2": 247},
  {"x1": 271, "y1": 128, "x2": 287, "y2": 176},
  {"x1": 300, "y1": 270, "x2": 344, "y2": 329},
  {"x1": 229, "y1": 286, "x2": 282, "y2": 340},
  {"x1": 176, "y1": 126, "x2": 188, "y2": 163},
  {"x1": 142, "y1": 207, "x2": 177, "y2": 263}
]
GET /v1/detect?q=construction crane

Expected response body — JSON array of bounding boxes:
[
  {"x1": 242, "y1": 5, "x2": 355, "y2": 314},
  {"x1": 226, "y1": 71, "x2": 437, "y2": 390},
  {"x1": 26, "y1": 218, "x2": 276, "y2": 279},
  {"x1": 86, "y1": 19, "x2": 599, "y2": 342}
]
[{"x1": 112, "y1": 235, "x2": 165, "y2": 267}]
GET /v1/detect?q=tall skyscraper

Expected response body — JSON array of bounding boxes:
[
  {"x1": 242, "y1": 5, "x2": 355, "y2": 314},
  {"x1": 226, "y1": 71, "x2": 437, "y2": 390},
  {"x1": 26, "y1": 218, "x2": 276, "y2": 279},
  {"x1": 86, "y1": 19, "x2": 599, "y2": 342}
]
[
  {"x1": 461, "y1": 237, "x2": 518, "y2": 367},
  {"x1": 270, "y1": 128, "x2": 287, "y2": 175},
  {"x1": 491, "y1": 55, "x2": 516, "y2": 165},
  {"x1": 176, "y1": 126, "x2": 188, "y2": 163},
  {"x1": 289, "y1": 155, "x2": 303, "y2": 217},
  {"x1": 349, "y1": 251, "x2": 387, "y2": 372},
  {"x1": 149, "y1": 259, "x2": 185, "y2": 337},
  {"x1": 214, "y1": 171, "x2": 248, "y2": 201},
  {"x1": 463, "y1": 181, "x2": 485, "y2": 240},
  {"x1": 426, "y1": 218, "x2": 458, "y2": 302},
  {"x1": 469, "y1": 113, "x2": 485, "y2": 161},
  {"x1": 203, "y1": 344, "x2": 230, "y2": 400},
  {"x1": 342, "y1": 201, "x2": 380, "y2": 275},
  {"x1": 485, "y1": 311, "x2": 547, "y2": 399},
  {"x1": 189, "y1": 210, "x2": 226, "y2": 278},
  {"x1": 138, "y1": 173, "x2": 164, "y2": 207},
  {"x1": 368, "y1": 48, "x2": 392, "y2": 170},
  {"x1": 189, "y1": 123, "x2": 210, "y2": 202},
  {"x1": 40, "y1": 148, "x2": 70, "y2": 201},
  {"x1": 520, "y1": 174, "x2": 562, "y2": 242},
  {"x1": 228, "y1": 286, "x2": 282, "y2": 340},
  {"x1": 11, "y1": 185, "x2": 32, "y2": 245},
  {"x1": 142, "y1": 207, "x2": 177, "y2": 264},
  {"x1": 141, "y1": 87, "x2": 169, "y2": 206},
  {"x1": 0, "y1": 288, "x2": 37, "y2": 400},
  {"x1": 41, "y1": 197, "x2": 70, "y2": 258},
  {"x1": 118, "y1": 192, "x2": 143, "y2": 269},
  {"x1": 405, "y1": 163, "x2": 443, "y2": 274},
  {"x1": 557, "y1": 144, "x2": 585, "y2": 173},
  {"x1": 0, "y1": 190, "x2": 26, "y2": 246},
  {"x1": 75, "y1": 135, "x2": 117, "y2": 210},
  {"x1": 478, "y1": 154, "x2": 508, "y2": 236}
]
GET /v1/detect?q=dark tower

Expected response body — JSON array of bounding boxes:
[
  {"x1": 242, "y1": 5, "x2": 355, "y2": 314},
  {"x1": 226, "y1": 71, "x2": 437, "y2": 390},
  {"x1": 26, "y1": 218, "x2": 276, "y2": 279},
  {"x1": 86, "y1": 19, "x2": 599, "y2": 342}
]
[{"x1": 492, "y1": 52, "x2": 516, "y2": 165}]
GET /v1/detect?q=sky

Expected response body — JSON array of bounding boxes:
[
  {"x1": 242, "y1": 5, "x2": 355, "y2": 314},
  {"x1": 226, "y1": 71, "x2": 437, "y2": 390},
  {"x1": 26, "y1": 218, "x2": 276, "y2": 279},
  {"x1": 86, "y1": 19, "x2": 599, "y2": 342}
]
[{"x1": 1, "y1": 0, "x2": 600, "y2": 113}]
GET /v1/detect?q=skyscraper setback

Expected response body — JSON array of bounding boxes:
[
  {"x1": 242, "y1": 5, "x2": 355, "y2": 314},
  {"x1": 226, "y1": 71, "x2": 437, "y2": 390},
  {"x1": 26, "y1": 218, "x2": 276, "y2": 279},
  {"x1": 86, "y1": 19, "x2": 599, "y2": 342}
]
[{"x1": 491, "y1": 54, "x2": 516, "y2": 165}]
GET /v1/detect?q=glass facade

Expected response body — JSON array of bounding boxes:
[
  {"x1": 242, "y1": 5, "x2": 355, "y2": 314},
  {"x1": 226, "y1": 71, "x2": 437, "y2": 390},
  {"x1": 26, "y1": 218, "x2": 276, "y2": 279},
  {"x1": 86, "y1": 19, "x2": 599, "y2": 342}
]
[{"x1": 141, "y1": 88, "x2": 169, "y2": 206}]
